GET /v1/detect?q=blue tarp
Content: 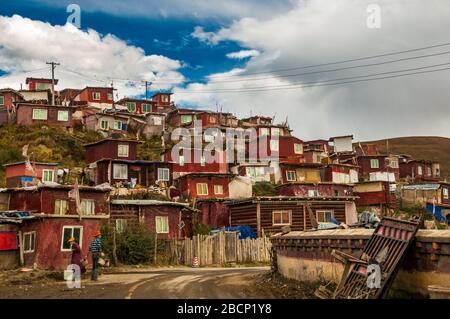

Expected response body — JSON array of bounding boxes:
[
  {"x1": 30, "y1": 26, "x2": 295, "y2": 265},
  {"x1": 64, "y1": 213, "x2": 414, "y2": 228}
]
[
  {"x1": 210, "y1": 226, "x2": 257, "y2": 239},
  {"x1": 426, "y1": 203, "x2": 447, "y2": 222}
]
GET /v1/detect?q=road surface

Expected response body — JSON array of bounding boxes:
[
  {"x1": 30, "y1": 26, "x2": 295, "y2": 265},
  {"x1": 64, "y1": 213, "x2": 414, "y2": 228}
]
[{"x1": 0, "y1": 267, "x2": 277, "y2": 299}]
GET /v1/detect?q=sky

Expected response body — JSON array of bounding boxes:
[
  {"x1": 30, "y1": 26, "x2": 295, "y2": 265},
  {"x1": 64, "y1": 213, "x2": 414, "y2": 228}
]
[{"x1": 0, "y1": 0, "x2": 449, "y2": 141}]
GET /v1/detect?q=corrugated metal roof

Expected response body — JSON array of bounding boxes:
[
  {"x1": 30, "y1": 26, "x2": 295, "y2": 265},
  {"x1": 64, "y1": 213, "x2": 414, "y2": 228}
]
[
  {"x1": 402, "y1": 184, "x2": 441, "y2": 190},
  {"x1": 110, "y1": 199, "x2": 198, "y2": 211}
]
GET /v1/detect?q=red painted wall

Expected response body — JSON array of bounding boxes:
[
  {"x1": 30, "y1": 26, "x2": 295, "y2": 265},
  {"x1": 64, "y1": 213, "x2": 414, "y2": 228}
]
[
  {"x1": 178, "y1": 175, "x2": 231, "y2": 199},
  {"x1": 21, "y1": 218, "x2": 104, "y2": 270},
  {"x1": 357, "y1": 156, "x2": 400, "y2": 181},
  {"x1": 256, "y1": 136, "x2": 304, "y2": 163},
  {"x1": 85, "y1": 140, "x2": 138, "y2": 164},
  {"x1": 166, "y1": 148, "x2": 228, "y2": 174},
  {"x1": 399, "y1": 161, "x2": 439, "y2": 182},
  {"x1": 277, "y1": 183, "x2": 353, "y2": 197},
  {"x1": 78, "y1": 88, "x2": 114, "y2": 104},
  {"x1": 16, "y1": 104, "x2": 73, "y2": 128},
  {"x1": 196, "y1": 201, "x2": 230, "y2": 228}
]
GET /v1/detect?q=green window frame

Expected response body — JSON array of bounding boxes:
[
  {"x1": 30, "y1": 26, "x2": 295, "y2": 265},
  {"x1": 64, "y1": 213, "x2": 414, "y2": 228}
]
[
  {"x1": 57, "y1": 110, "x2": 69, "y2": 122},
  {"x1": 42, "y1": 169, "x2": 54, "y2": 182},
  {"x1": 370, "y1": 159, "x2": 379, "y2": 169},
  {"x1": 286, "y1": 170, "x2": 296, "y2": 182},
  {"x1": 100, "y1": 120, "x2": 109, "y2": 130},
  {"x1": 126, "y1": 102, "x2": 136, "y2": 112},
  {"x1": 155, "y1": 216, "x2": 169, "y2": 234},
  {"x1": 32, "y1": 108, "x2": 48, "y2": 120},
  {"x1": 142, "y1": 103, "x2": 152, "y2": 113},
  {"x1": 180, "y1": 115, "x2": 193, "y2": 124},
  {"x1": 0, "y1": 95, "x2": 4, "y2": 105}
]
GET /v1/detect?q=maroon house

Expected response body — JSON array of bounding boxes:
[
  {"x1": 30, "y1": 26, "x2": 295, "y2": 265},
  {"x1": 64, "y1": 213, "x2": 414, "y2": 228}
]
[
  {"x1": 254, "y1": 135, "x2": 304, "y2": 164},
  {"x1": 4, "y1": 161, "x2": 60, "y2": 187},
  {"x1": 25, "y1": 77, "x2": 57, "y2": 91},
  {"x1": 355, "y1": 155, "x2": 400, "y2": 182},
  {"x1": 276, "y1": 182, "x2": 354, "y2": 198},
  {"x1": 6, "y1": 184, "x2": 110, "y2": 270},
  {"x1": 151, "y1": 92, "x2": 175, "y2": 112},
  {"x1": 84, "y1": 139, "x2": 139, "y2": 164},
  {"x1": 165, "y1": 108, "x2": 237, "y2": 130},
  {"x1": 72, "y1": 87, "x2": 114, "y2": 108},
  {"x1": 353, "y1": 181, "x2": 397, "y2": 214},
  {"x1": 399, "y1": 159, "x2": 441, "y2": 182},
  {"x1": 15, "y1": 103, "x2": 73, "y2": 128},
  {"x1": 109, "y1": 199, "x2": 196, "y2": 239},
  {"x1": 176, "y1": 173, "x2": 234, "y2": 200}
]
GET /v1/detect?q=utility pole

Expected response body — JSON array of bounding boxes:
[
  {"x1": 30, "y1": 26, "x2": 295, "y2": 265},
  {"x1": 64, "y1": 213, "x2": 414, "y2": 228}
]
[
  {"x1": 143, "y1": 81, "x2": 152, "y2": 100},
  {"x1": 110, "y1": 81, "x2": 117, "y2": 110},
  {"x1": 46, "y1": 61, "x2": 60, "y2": 105}
]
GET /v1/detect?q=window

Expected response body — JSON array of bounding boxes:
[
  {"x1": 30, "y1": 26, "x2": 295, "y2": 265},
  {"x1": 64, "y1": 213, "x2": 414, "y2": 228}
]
[
  {"x1": 316, "y1": 210, "x2": 334, "y2": 223},
  {"x1": 42, "y1": 169, "x2": 54, "y2": 182},
  {"x1": 334, "y1": 190, "x2": 340, "y2": 197},
  {"x1": 92, "y1": 92, "x2": 101, "y2": 100},
  {"x1": 80, "y1": 199, "x2": 95, "y2": 215},
  {"x1": 389, "y1": 158, "x2": 399, "y2": 169},
  {"x1": 0, "y1": 95, "x2": 4, "y2": 105},
  {"x1": 443, "y1": 188, "x2": 449, "y2": 200},
  {"x1": 158, "y1": 168, "x2": 170, "y2": 181},
  {"x1": 370, "y1": 159, "x2": 379, "y2": 169},
  {"x1": 180, "y1": 115, "x2": 193, "y2": 124},
  {"x1": 286, "y1": 170, "x2": 296, "y2": 182},
  {"x1": 294, "y1": 143, "x2": 303, "y2": 154},
  {"x1": 308, "y1": 189, "x2": 319, "y2": 197},
  {"x1": 209, "y1": 116, "x2": 217, "y2": 124},
  {"x1": 57, "y1": 110, "x2": 69, "y2": 122},
  {"x1": 32, "y1": 108, "x2": 48, "y2": 120},
  {"x1": 100, "y1": 120, "x2": 109, "y2": 130},
  {"x1": 126, "y1": 102, "x2": 136, "y2": 112},
  {"x1": 61, "y1": 226, "x2": 83, "y2": 251},
  {"x1": 417, "y1": 165, "x2": 423, "y2": 176},
  {"x1": 272, "y1": 210, "x2": 291, "y2": 226},
  {"x1": 114, "y1": 120, "x2": 123, "y2": 130},
  {"x1": 179, "y1": 155, "x2": 185, "y2": 166},
  {"x1": 36, "y1": 83, "x2": 51, "y2": 90},
  {"x1": 270, "y1": 139, "x2": 279, "y2": 151},
  {"x1": 214, "y1": 184, "x2": 224, "y2": 195},
  {"x1": 153, "y1": 116, "x2": 162, "y2": 125},
  {"x1": 107, "y1": 92, "x2": 113, "y2": 100},
  {"x1": 271, "y1": 128, "x2": 280, "y2": 136},
  {"x1": 161, "y1": 95, "x2": 169, "y2": 103},
  {"x1": 426, "y1": 166, "x2": 431, "y2": 176},
  {"x1": 23, "y1": 232, "x2": 36, "y2": 253},
  {"x1": 113, "y1": 164, "x2": 128, "y2": 179},
  {"x1": 116, "y1": 219, "x2": 127, "y2": 233},
  {"x1": 118, "y1": 144, "x2": 129, "y2": 157},
  {"x1": 142, "y1": 103, "x2": 152, "y2": 113},
  {"x1": 196, "y1": 183, "x2": 208, "y2": 195},
  {"x1": 200, "y1": 156, "x2": 206, "y2": 167},
  {"x1": 259, "y1": 128, "x2": 269, "y2": 136},
  {"x1": 246, "y1": 167, "x2": 256, "y2": 177},
  {"x1": 54, "y1": 199, "x2": 68, "y2": 215},
  {"x1": 155, "y1": 216, "x2": 169, "y2": 233}
]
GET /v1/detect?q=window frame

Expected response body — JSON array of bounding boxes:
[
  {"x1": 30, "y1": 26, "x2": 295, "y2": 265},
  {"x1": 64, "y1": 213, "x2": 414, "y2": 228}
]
[
  {"x1": 272, "y1": 210, "x2": 292, "y2": 226},
  {"x1": 196, "y1": 183, "x2": 208, "y2": 196},
  {"x1": 316, "y1": 210, "x2": 334, "y2": 224},
  {"x1": 32, "y1": 108, "x2": 48, "y2": 120},
  {"x1": 113, "y1": 163, "x2": 128, "y2": 180},
  {"x1": 100, "y1": 119, "x2": 109, "y2": 130},
  {"x1": 286, "y1": 170, "x2": 297, "y2": 182},
  {"x1": 308, "y1": 189, "x2": 319, "y2": 197},
  {"x1": 214, "y1": 184, "x2": 224, "y2": 195},
  {"x1": 180, "y1": 114, "x2": 193, "y2": 124},
  {"x1": 54, "y1": 199, "x2": 69, "y2": 215},
  {"x1": 23, "y1": 231, "x2": 36, "y2": 254},
  {"x1": 157, "y1": 168, "x2": 170, "y2": 181},
  {"x1": 142, "y1": 103, "x2": 152, "y2": 113},
  {"x1": 294, "y1": 143, "x2": 303, "y2": 154},
  {"x1": 117, "y1": 144, "x2": 129, "y2": 157},
  {"x1": 61, "y1": 226, "x2": 83, "y2": 251},
  {"x1": 115, "y1": 219, "x2": 127, "y2": 233},
  {"x1": 443, "y1": 188, "x2": 449, "y2": 200},
  {"x1": 126, "y1": 102, "x2": 136, "y2": 112},
  {"x1": 113, "y1": 120, "x2": 123, "y2": 130},
  {"x1": 270, "y1": 139, "x2": 279, "y2": 151},
  {"x1": 155, "y1": 216, "x2": 169, "y2": 234},
  {"x1": 370, "y1": 159, "x2": 379, "y2": 169},
  {"x1": 92, "y1": 92, "x2": 101, "y2": 100},
  {"x1": 57, "y1": 110, "x2": 69, "y2": 122},
  {"x1": 0, "y1": 95, "x2": 4, "y2": 105},
  {"x1": 42, "y1": 169, "x2": 55, "y2": 183},
  {"x1": 80, "y1": 199, "x2": 95, "y2": 216},
  {"x1": 259, "y1": 128, "x2": 269, "y2": 136},
  {"x1": 107, "y1": 92, "x2": 113, "y2": 100}
]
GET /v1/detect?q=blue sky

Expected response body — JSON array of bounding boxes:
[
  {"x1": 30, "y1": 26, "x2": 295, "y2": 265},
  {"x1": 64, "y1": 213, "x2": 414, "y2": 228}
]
[
  {"x1": 0, "y1": 0, "x2": 449, "y2": 140},
  {"x1": 0, "y1": 0, "x2": 247, "y2": 86}
]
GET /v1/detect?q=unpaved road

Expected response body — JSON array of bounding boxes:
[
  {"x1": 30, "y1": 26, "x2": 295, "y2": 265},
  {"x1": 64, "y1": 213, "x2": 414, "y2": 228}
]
[{"x1": 0, "y1": 267, "x2": 280, "y2": 299}]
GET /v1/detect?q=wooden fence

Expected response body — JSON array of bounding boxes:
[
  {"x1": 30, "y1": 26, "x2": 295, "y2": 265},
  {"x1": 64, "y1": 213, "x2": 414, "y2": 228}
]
[{"x1": 167, "y1": 231, "x2": 271, "y2": 266}]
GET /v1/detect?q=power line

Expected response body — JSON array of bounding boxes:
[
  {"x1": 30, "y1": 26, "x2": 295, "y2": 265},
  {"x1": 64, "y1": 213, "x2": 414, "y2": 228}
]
[
  {"x1": 174, "y1": 62, "x2": 450, "y2": 94},
  {"x1": 205, "y1": 41, "x2": 450, "y2": 79}
]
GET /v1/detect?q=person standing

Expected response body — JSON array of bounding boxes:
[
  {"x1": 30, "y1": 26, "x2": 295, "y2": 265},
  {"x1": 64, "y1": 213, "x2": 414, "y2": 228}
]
[
  {"x1": 89, "y1": 230, "x2": 102, "y2": 281},
  {"x1": 68, "y1": 237, "x2": 86, "y2": 274}
]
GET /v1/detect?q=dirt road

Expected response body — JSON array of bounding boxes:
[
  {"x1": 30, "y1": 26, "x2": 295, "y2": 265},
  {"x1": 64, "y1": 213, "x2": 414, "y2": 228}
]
[{"x1": 0, "y1": 267, "x2": 283, "y2": 299}]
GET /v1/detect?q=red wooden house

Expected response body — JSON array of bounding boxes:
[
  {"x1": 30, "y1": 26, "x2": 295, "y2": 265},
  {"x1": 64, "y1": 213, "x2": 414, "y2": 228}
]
[
  {"x1": 323, "y1": 163, "x2": 359, "y2": 184},
  {"x1": 85, "y1": 139, "x2": 139, "y2": 164},
  {"x1": 355, "y1": 155, "x2": 400, "y2": 182},
  {"x1": 25, "y1": 78, "x2": 57, "y2": 91},
  {"x1": 72, "y1": 87, "x2": 115, "y2": 109},
  {"x1": 399, "y1": 159, "x2": 441, "y2": 182},
  {"x1": 276, "y1": 182, "x2": 353, "y2": 198},
  {"x1": 254, "y1": 135, "x2": 304, "y2": 164},
  {"x1": 116, "y1": 98, "x2": 157, "y2": 114},
  {"x1": 3, "y1": 161, "x2": 59, "y2": 187},
  {"x1": 175, "y1": 173, "x2": 234, "y2": 200},
  {"x1": 353, "y1": 181, "x2": 397, "y2": 214},
  {"x1": 151, "y1": 92, "x2": 175, "y2": 112},
  {"x1": 6, "y1": 184, "x2": 110, "y2": 270},
  {"x1": 109, "y1": 199, "x2": 196, "y2": 239},
  {"x1": 15, "y1": 103, "x2": 73, "y2": 128}
]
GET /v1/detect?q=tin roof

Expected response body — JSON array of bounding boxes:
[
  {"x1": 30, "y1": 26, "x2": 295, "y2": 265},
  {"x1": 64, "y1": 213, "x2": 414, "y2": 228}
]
[{"x1": 110, "y1": 199, "x2": 198, "y2": 211}]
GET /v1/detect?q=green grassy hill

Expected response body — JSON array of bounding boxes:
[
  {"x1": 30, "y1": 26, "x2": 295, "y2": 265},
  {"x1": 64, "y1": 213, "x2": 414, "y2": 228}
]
[
  {"x1": 0, "y1": 124, "x2": 163, "y2": 187},
  {"x1": 358, "y1": 136, "x2": 450, "y2": 180}
]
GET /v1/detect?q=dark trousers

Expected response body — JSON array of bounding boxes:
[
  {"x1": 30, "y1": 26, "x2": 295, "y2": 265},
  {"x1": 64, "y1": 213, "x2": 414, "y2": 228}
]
[{"x1": 91, "y1": 252, "x2": 100, "y2": 281}]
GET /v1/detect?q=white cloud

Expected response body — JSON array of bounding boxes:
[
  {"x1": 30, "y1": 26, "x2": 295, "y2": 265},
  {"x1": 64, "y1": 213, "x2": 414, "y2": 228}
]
[
  {"x1": 177, "y1": 0, "x2": 450, "y2": 140},
  {"x1": 226, "y1": 50, "x2": 260, "y2": 59},
  {"x1": 0, "y1": 15, "x2": 185, "y2": 98}
]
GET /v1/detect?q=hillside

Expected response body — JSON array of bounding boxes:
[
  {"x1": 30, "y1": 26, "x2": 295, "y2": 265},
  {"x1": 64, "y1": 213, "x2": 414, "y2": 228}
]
[
  {"x1": 0, "y1": 125, "x2": 163, "y2": 187},
  {"x1": 358, "y1": 136, "x2": 450, "y2": 180}
]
